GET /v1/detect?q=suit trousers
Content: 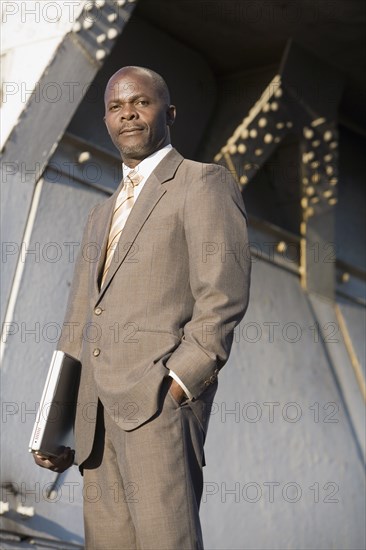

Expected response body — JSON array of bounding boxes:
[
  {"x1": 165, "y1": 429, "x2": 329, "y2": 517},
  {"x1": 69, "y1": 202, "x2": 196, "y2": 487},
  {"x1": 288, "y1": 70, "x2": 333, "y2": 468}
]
[{"x1": 82, "y1": 379, "x2": 205, "y2": 549}]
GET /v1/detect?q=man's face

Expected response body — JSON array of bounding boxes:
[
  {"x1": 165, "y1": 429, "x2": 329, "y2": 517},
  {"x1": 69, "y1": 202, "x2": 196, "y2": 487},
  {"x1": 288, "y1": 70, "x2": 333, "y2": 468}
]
[{"x1": 104, "y1": 69, "x2": 176, "y2": 167}]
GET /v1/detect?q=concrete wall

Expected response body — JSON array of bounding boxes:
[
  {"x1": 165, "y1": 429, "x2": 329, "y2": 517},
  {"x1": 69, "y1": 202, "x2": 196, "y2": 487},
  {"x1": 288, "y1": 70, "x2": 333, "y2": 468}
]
[
  {"x1": 201, "y1": 257, "x2": 365, "y2": 549},
  {"x1": 0, "y1": 172, "x2": 103, "y2": 545}
]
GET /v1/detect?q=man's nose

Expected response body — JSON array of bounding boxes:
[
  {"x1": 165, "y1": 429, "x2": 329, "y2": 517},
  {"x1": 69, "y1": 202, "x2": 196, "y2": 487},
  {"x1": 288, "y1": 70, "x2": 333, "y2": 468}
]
[{"x1": 120, "y1": 104, "x2": 137, "y2": 120}]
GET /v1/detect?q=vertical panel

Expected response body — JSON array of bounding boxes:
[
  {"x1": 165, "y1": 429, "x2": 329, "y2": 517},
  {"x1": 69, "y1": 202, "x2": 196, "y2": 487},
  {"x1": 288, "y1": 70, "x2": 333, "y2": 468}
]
[{"x1": 1, "y1": 174, "x2": 105, "y2": 542}]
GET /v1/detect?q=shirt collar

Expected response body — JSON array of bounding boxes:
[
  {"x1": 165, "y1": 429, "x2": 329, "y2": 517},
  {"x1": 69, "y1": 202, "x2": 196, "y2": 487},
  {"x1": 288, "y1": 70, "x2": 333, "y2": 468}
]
[{"x1": 122, "y1": 144, "x2": 173, "y2": 181}]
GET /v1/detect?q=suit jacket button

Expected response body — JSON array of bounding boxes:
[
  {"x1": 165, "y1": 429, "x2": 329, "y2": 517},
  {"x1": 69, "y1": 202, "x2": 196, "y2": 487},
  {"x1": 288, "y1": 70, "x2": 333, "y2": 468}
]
[
  {"x1": 93, "y1": 348, "x2": 101, "y2": 357},
  {"x1": 94, "y1": 307, "x2": 102, "y2": 316}
]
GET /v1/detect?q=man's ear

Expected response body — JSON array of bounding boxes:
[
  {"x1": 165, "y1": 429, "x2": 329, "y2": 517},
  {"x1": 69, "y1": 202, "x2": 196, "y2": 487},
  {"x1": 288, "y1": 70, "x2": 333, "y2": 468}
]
[{"x1": 167, "y1": 105, "x2": 176, "y2": 126}]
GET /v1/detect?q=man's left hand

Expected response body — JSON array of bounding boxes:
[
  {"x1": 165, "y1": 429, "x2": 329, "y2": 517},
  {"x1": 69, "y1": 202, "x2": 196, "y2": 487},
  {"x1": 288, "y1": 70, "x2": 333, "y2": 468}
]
[{"x1": 169, "y1": 379, "x2": 188, "y2": 405}]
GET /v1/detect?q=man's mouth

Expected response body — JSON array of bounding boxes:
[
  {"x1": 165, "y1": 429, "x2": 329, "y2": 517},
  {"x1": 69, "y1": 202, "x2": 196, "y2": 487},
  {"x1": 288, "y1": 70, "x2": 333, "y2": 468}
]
[{"x1": 119, "y1": 127, "x2": 144, "y2": 135}]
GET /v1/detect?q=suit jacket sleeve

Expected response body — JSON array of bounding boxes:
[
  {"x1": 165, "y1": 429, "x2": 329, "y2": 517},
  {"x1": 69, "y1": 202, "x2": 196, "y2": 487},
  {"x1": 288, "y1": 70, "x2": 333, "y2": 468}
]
[{"x1": 166, "y1": 163, "x2": 251, "y2": 399}]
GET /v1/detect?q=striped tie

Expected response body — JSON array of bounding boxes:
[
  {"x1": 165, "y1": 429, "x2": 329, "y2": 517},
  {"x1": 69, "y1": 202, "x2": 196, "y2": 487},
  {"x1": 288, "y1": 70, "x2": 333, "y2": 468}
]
[{"x1": 101, "y1": 170, "x2": 143, "y2": 288}]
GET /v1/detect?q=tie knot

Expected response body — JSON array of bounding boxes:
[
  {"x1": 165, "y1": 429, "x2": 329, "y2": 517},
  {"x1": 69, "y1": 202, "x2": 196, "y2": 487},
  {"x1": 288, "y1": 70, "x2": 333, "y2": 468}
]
[{"x1": 125, "y1": 170, "x2": 143, "y2": 187}]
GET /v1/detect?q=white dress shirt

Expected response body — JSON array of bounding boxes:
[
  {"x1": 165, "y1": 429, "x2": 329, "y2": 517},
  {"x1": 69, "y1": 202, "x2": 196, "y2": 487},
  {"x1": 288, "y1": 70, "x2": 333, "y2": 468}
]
[{"x1": 122, "y1": 144, "x2": 172, "y2": 201}]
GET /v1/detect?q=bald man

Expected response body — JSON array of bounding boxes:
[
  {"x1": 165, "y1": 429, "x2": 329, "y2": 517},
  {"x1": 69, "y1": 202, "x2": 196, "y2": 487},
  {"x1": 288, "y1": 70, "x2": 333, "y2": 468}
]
[{"x1": 34, "y1": 66, "x2": 251, "y2": 549}]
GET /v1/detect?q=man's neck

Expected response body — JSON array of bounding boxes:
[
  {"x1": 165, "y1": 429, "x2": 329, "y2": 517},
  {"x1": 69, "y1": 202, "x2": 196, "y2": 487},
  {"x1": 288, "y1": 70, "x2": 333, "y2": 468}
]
[
  {"x1": 122, "y1": 144, "x2": 173, "y2": 173},
  {"x1": 122, "y1": 142, "x2": 172, "y2": 169}
]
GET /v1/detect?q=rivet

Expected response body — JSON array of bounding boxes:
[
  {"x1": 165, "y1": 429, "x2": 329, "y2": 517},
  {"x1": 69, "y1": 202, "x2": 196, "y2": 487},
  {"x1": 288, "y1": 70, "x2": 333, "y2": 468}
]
[
  {"x1": 96, "y1": 49, "x2": 106, "y2": 60},
  {"x1": 311, "y1": 117, "x2": 326, "y2": 127},
  {"x1": 302, "y1": 152, "x2": 314, "y2": 164},
  {"x1": 78, "y1": 152, "x2": 91, "y2": 163},
  {"x1": 323, "y1": 131, "x2": 333, "y2": 141},
  {"x1": 107, "y1": 28, "x2": 118, "y2": 39},
  {"x1": 276, "y1": 241, "x2": 287, "y2": 253},
  {"x1": 304, "y1": 127, "x2": 314, "y2": 139}
]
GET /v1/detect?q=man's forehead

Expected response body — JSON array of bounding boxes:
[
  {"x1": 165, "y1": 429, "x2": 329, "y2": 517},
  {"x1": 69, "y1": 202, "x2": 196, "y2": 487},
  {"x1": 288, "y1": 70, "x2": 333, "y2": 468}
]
[{"x1": 105, "y1": 72, "x2": 153, "y2": 100}]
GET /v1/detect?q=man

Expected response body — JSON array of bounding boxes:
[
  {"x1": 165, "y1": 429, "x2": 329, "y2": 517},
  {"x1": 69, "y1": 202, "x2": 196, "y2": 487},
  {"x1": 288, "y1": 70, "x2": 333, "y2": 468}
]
[{"x1": 34, "y1": 66, "x2": 251, "y2": 549}]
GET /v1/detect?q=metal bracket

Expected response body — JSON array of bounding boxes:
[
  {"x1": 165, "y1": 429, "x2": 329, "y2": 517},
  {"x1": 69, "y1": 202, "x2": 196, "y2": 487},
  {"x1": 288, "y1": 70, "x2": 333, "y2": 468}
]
[{"x1": 215, "y1": 41, "x2": 344, "y2": 300}]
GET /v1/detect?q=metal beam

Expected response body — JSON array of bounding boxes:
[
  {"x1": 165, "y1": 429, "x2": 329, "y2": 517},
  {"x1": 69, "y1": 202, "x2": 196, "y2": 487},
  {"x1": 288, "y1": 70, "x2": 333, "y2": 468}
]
[{"x1": 215, "y1": 40, "x2": 344, "y2": 300}]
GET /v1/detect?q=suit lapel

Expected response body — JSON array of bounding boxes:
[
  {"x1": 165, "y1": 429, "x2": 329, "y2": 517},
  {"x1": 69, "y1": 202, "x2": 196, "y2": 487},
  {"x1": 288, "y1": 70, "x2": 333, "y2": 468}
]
[{"x1": 95, "y1": 148, "x2": 184, "y2": 302}]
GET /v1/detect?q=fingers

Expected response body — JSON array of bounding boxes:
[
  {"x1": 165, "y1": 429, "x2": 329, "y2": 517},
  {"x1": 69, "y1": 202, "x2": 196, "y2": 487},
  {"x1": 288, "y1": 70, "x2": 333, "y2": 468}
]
[{"x1": 33, "y1": 447, "x2": 75, "y2": 473}]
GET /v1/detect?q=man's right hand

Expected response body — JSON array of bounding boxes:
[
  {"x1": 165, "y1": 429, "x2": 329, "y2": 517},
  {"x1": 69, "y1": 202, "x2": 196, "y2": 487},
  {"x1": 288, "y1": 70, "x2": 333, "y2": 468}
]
[{"x1": 33, "y1": 446, "x2": 75, "y2": 473}]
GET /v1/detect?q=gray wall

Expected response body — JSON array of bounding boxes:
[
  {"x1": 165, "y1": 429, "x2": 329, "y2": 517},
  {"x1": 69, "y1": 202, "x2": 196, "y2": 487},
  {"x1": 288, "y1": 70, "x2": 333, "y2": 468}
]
[{"x1": 201, "y1": 258, "x2": 365, "y2": 549}]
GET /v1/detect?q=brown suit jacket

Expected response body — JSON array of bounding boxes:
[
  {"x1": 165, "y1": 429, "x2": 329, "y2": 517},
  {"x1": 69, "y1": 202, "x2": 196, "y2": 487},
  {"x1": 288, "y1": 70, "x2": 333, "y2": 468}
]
[{"x1": 58, "y1": 148, "x2": 251, "y2": 466}]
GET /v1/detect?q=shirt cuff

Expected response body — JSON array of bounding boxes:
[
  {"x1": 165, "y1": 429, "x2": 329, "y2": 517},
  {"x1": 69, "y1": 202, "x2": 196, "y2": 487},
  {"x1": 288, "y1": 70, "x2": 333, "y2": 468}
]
[{"x1": 168, "y1": 370, "x2": 194, "y2": 400}]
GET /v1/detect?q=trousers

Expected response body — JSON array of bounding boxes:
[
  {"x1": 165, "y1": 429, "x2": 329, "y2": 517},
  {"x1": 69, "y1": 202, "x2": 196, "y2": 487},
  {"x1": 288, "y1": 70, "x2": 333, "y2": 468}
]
[{"x1": 82, "y1": 379, "x2": 205, "y2": 549}]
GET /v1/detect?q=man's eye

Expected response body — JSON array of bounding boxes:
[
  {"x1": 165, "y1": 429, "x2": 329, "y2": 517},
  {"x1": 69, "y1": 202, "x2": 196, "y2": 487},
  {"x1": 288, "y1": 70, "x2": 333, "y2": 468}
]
[
  {"x1": 109, "y1": 105, "x2": 119, "y2": 110},
  {"x1": 137, "y1": 100, "x2": 148, "y2": 106}
]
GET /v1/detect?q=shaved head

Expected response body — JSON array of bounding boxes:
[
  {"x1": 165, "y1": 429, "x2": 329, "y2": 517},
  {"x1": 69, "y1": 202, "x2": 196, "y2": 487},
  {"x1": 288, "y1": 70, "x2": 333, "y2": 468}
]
[{"x1": 105, "y1": 66, "x2": 171, "y2": 105}]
